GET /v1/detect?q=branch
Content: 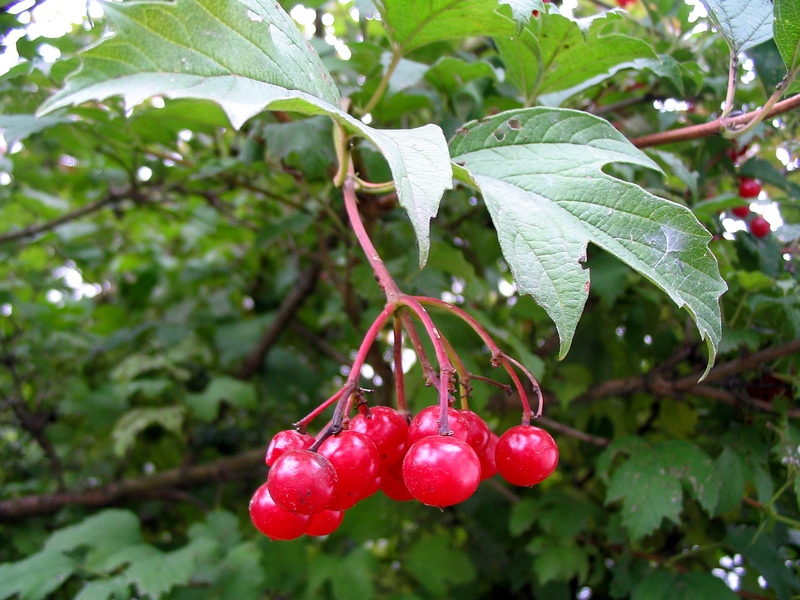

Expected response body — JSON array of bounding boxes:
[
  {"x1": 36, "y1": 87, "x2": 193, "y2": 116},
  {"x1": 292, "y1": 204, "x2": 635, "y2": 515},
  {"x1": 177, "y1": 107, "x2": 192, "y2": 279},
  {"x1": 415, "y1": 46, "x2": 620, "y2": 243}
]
[
  {"x1": 237, "y1": 260, "x2": 322, "y2": 379},
  {"x1": 631, "y1": 93, "x2": 800, "y2": 148},
  {"x1": 0, "y1": 187, "x2": 133, "y2": 245},
  {"x1": 0, "y1": 449, "x2": 265, "y2": 522},
  {"x1": 572, "y1": 339, "x2": 800, "y2": 415}
]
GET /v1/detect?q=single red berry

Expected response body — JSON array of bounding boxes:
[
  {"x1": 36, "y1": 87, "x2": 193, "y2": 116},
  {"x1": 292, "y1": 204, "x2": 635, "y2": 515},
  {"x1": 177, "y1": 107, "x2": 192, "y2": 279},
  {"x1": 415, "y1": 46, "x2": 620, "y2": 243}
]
[
  {"x1": 749, "y1": 216, "x2": 771, "y2": 238},
  {"x1": 305, "y1": 509, "x2": 344, "y2": 536},
  {"x1": 407, "y1": 406, "x2": 470, "y2": 447},
  {"x1": 738, "y1": 177, "x2": 761, "y2": 198},
  {"x1": 402, "y1": 436, "x2": 481, "y2": 507},
  {"x1": 249, "y1": 482, "x2": 310, "y2": 540},
  {"x1": 479, "y1": 433, "x2": 499, "y2": 480},
  {"x1": 459, "y1": 409, "x2": 492, "y2": 454},
  {"x1": 617, "y1": 0, "x2": 636, "y2": 7},
  {"x1": 730, "y1": 205, "x2": 750, "y2": 219},
  {"x1": 318, "y1": 430, "x2": 381, "y2": 510},
  {"x1": 267, "y1": 449, "x2": 337, "y2": 515},
  {"x1": 495, "y1": 425, "x2": 558, "y2": 487},
  {"x1": 350, "y1": 406, "x2": 409, "y2": 467},
  {"x1": 381, "y1": 460, "x2": 414, "y2": 502},
  {"x1": 265, "y1": 430, "x2": 315, "y2": 466}
]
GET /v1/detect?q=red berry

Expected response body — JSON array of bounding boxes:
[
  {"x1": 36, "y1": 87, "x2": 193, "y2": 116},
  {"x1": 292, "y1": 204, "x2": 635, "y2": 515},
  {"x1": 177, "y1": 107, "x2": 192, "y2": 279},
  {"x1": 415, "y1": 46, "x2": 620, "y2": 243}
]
[
  {"x1": 381, "y1": 460, "x2": 414, "y2": 501},
  {"x1": 249, "y1": 482, "x2": 310, "y2": 540},
  {"x1": 407, "y1": 406, "x2": 470, "y2": 447},
  {"x1": 730, "y1": 205, "x2": 750, "y2": 219},
  {"x1": 402, "y1": 436, "x2": 481, "y2": 507},
  {"x1": 459, "y1": 409, "x2": 491, "y2": 454},
  {"x1": 265, "y1": 430, "x2": 315, "y2": 466},
  {"x1": 617, "y1": 0, "x2": 636, "y2": 7},
  {"x1": 318, "y1": 430, "x2": 381, "y2": 510},
  {"x1": 749, "y1": 216, "x2": 771, "y2": 238},
  {"x1": 738, "y1": 177, "x2": 761, "y2": 198},
  {"x1": 478, "y1": 433, "x2": 499, "y2": 480},
  {"x1": 350, "y1": 406, "x2": 409, "y2": 468},
  {"x1": 495, "y1": 425, "x2": 558, "y2": 487},
  {"x1": 305, "y1": 509, "x2": 344, "y2": 536},
  {"x1": 267, "y1": 449, "x2": 338, "y2": 515}
]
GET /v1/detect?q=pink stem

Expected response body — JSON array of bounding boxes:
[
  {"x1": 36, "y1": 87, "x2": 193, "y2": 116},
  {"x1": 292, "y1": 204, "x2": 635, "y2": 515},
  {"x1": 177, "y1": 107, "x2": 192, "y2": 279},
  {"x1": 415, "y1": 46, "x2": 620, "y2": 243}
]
[
  {"x1": 411, "y1": 296, "x2": 543, "y2": 421},
  {"x1": 295, "y1": 304, "x2": 396, "y2": 431},
  {"x1": 393, "y1": 314, "x2": 409, "y2": 415}
]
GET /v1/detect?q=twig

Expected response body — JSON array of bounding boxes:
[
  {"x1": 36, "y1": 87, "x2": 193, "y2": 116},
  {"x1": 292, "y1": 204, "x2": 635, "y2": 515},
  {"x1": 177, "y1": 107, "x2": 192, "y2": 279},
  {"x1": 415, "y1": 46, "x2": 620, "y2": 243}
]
[
  {"x1": 0, "y1": 448, "x2": 265, "y2": 522},
  {"x1": 631, "y1": 93, "x2": 800, "y2": 148},
  {"x1": 237, "y1": 260, "x2": 322, "y2": 379},
  {"x1": 0, "y1": 187, "x2": 132, "y2": 244},
  {"x1": 537, "y1": 416, "x2": 610, "y2": 446}
]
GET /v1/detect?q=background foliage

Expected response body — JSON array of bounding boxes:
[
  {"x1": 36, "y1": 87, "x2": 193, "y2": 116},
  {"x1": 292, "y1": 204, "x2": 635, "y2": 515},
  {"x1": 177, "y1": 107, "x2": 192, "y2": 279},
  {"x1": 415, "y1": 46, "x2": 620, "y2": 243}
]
[{"x1": 0, "y1": 0, "x2": 799, "y2": 598}]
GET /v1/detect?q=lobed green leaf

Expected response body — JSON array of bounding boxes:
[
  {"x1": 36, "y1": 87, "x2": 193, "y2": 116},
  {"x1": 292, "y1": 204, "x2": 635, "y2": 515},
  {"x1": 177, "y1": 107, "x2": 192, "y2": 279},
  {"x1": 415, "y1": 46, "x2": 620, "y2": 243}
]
[{"x1": 451, "y1": 108, "x2": 726, "y2": 370}]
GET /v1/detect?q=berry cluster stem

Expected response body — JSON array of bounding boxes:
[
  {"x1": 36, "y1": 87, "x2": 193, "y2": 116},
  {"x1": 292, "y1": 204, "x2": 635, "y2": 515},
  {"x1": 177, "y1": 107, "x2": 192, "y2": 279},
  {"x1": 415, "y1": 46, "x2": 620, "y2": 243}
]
[{"x1": 294, "y1": 159, "x2": 545, "y2": 434}]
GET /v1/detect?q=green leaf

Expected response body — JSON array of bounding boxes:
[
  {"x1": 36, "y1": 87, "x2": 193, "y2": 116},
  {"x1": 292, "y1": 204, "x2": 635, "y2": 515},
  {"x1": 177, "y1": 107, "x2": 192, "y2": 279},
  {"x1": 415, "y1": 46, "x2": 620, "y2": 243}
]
[
  {"x1": 329, "y1": 548, "x2": 377, "y2": 600},
  {"x1": 727, "y1": 526, "x2": 800, "y2": 600},
  {"x1": 632, "y1": 571, "x2": 739, "y2": 600},
  {"x1": 528, "y1": 539, "x2": 589, "y2": 586},
  {"x1": 496, "y1": 12, "x2": 660, "y2": 105},
  {"x1": 124, "y1": 538, "x2": 217, "y2": 599},
  {"x1": 0, "y1": 549, "x2": 78, "y2": 600},
  {"x1": 38, "y1": 0, "x2": 452, "y2": 265},
  {"x1": 375, "y1": 0, "x2": 534, "y2": 52},
  {"x1": 45, "y1": 509, "x2": 143, "y2": 571},
  {"x1": 509, "y1": 498, "x2": 539, "y2": 536},
  {"x1": 774, "y1": 0, "x2": 800, "y2": 72},
  {"x1": 185, "y1": 376, "x2": 257, "y2": 421},
  {"x1": 405, "y1": 532, "x2": 477, "y2": 595},
  {"x1": 605, "y1": 440, "x2": 720, "y2": 540},
  {"x1": 451, "y1": 108, "x2": 726, "y2": 368},
  {"x1": 40, "y1": 0, "x2": 340, "y2": 113},
  {"x1": 112, "y1": 405, "x2": 186, "y2": 456},
  {"x1": 74, "y1": 577, "x2": 132, "y2": 600},
  {"x1": 702, "y1": 0, "x2": 774, "y2": 53},
  {"x1": 209, "y1": 542, "x2": 265, "y2": 600},
  {"x1": 0, "y1": 114, "x2": 71, "y2": 146}
]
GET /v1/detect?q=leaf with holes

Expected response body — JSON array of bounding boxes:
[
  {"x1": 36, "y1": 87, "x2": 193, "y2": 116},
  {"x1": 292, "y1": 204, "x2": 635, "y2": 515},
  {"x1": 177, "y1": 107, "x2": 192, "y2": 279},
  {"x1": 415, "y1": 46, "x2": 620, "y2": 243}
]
[
  {"x1": 38, "y1": 0, "x2": 451, "y2": 265},
  {"x1": 703, "y1": 0, "x2": 774, "y2": 53},
  {"x1": 605, "y1": 440, "x2": 720, "y2": 540},
  {"x1": 451, "y1": 108, "x2": 726, "y2": 370}
]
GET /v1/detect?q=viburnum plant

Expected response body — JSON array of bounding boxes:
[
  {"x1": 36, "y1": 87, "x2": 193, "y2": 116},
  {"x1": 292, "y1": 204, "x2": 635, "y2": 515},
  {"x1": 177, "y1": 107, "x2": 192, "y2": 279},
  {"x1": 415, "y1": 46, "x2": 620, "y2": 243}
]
[
  {"x1": 33, "y1": 0, "x2": 738, "y2": 538},
  {"x1": 2, "y1": 0, "x2": 800, "y2": 597},
  {"x1": 249, "y1": 158, "x2": 559, "y2": 537}
]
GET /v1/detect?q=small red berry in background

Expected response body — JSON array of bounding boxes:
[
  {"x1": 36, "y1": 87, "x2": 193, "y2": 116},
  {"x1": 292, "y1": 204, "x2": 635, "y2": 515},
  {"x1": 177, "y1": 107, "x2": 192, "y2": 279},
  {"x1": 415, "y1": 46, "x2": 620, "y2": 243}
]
[
  {"x1": 406, "y1": 405, "x2": 470, "y2": 446},
  {"x1": 402, "y1": 436, "x2": 481, "y2": 507},
  {"x1": 749, "y1": 216, "x2": 771, "y2": 238},
  {"x1": 264, "y1": 430, "x2": 314, "y2": 466},
  {"x1": 249, "y1": 483, "x2": 311, "y2": 541},
  {"x1": 266, "y1": 449, "x2": 338, "y2": 515},
  {"x1": 738, "y1": 177, "x2": 761, "y2": 198},
  {"x1": 305, "y1": 509, "x2": 344, "y2": 537},
  {"x1": 349, "y1": 406, "x2": 408, "y2": 467},
  {"x1": 617, "y1": 0, "x2": 636, "y2": 7},
  {"x1": 730, "y1": 205, "x2": 750, "y2": 219},
  {"x1": 495, "y1": 425, "x2": 558, "y2": 487}
]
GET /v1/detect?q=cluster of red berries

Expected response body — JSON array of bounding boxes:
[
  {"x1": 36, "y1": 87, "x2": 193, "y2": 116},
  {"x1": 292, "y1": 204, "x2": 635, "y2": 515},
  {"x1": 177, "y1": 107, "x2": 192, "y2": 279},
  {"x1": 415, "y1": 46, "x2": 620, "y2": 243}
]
[
  {"x1": 729, "y1": 177, "x2": 770, "y2": 238},
  {"x1": 249, "y1": 405, "x2": 558, "y2": 540}
]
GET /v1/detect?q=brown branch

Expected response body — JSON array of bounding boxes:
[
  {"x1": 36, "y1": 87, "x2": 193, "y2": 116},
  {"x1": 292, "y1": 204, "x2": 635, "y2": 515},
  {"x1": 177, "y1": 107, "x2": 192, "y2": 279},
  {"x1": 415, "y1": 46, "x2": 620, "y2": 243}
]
[
  {"x1": 631, "y1": 93, "x2": 800, "y2": 148},
  {"x1": 237, "y1": 260, "x2": 322, "y2": 379},
  {"x1": 538, "y1": 416, "x2": 610, "y2": 446},
  {"x1": 0, "y1": 187, "x2": 134, "y2": 245},
  {"x1": 572, "y1": 339, "x2": 800, "y2": 416},
  {"x1": 0, "y1": 448, "x2": 265, "y2": 522}
]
